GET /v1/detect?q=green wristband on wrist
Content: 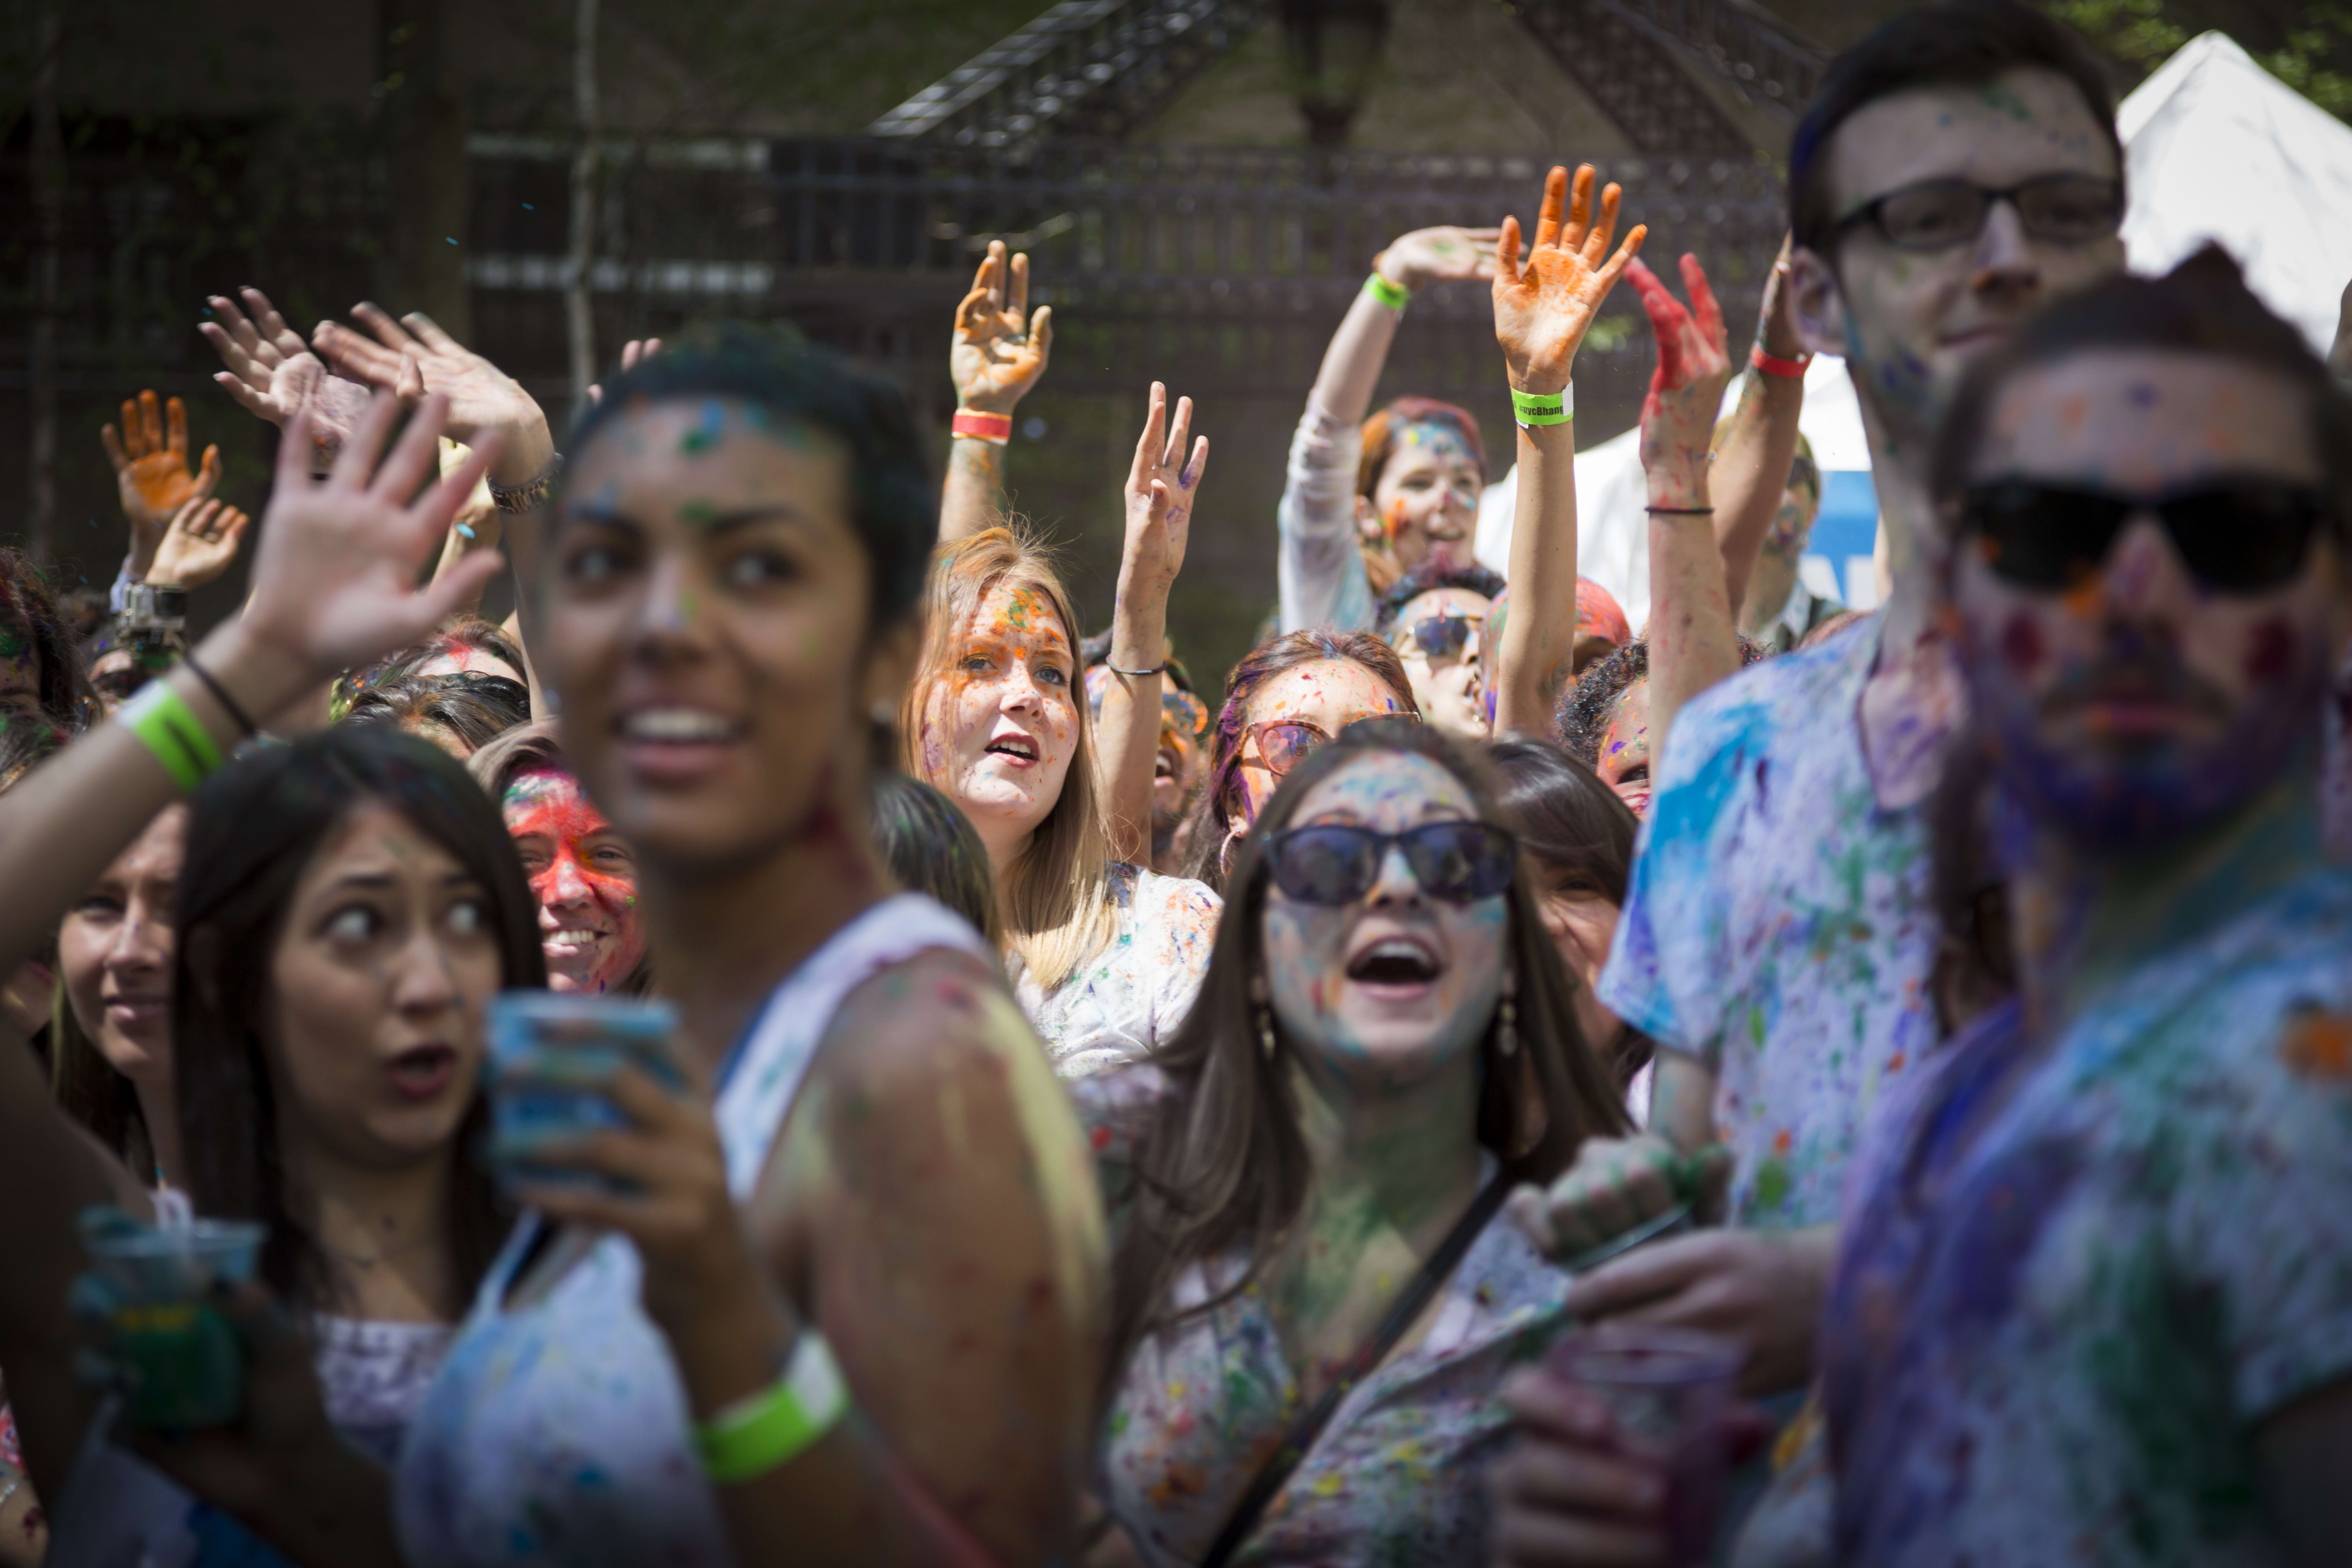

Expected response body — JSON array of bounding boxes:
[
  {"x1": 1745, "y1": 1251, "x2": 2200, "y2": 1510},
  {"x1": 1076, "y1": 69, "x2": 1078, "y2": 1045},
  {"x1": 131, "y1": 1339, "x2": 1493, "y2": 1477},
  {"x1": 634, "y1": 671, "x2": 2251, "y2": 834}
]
[
  {"x1": 121, "y1": 678, "x2": 225, "y2": 793},
  {"x1": 693, "y1": 1330, "x2": 850, "y2": 1484},
  {"x1": 1363, "y1": 272, "x2": 1412, "y2": 312},
  {"x1": 1511, "y1": 386, "x2": 1573, "y2": 428}
]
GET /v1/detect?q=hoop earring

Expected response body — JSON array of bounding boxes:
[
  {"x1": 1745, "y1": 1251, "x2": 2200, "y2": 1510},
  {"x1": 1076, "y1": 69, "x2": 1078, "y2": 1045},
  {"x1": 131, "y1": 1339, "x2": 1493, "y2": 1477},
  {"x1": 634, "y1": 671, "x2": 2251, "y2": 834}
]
[
  {"x1": 1256, "y1": 1004, "x2": 1279, "y2": 1060},
  {"x1": 1495, "y1": 992, "x2": 1518, "y2": 1057}
]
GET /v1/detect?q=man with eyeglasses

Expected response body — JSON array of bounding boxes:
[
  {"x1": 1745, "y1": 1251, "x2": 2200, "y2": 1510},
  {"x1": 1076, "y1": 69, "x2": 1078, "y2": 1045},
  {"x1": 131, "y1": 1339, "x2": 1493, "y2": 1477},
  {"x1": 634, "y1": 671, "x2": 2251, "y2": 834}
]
[{"x1": 1511, "y1": 0, "x2": 2132, "y2": 1438}]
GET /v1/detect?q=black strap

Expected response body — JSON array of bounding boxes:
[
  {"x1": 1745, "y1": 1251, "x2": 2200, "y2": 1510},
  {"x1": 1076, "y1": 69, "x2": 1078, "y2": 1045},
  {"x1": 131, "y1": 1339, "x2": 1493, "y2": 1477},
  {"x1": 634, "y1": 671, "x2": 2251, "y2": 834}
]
[{"x1": 1198, "y1": 1176, "x2": 1508, "y2": 1568}]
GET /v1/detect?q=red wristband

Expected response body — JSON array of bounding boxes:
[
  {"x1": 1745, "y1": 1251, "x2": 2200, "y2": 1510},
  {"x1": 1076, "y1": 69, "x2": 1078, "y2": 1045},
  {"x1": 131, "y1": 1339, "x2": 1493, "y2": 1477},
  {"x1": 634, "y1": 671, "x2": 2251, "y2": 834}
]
[
  {"x1": 952, "y1": 409, "x2": 1012, "y2": 444},
  {"x1": 1749, "y1": 344, "x2": 1813, "y2": 380}
]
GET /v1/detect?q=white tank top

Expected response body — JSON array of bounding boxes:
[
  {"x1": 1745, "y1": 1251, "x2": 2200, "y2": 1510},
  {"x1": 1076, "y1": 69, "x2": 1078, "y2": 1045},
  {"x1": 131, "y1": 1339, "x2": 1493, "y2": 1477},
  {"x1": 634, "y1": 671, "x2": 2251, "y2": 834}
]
[{"x1": 394, "y1": 894, "x2": 992, "y2": 1567}]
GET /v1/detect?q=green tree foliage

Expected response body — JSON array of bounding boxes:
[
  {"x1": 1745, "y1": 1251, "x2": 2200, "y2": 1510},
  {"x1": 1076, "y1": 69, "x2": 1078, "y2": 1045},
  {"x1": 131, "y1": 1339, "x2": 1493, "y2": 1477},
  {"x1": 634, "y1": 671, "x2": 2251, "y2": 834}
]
[{"x1": 2048, "y1": 0, "x2": 2352, "y2": 118}]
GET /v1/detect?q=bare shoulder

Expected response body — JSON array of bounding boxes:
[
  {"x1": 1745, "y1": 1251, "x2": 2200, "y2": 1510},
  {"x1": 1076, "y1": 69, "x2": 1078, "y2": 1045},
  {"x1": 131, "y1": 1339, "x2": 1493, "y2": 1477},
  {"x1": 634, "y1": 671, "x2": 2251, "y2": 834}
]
[{"x1": 817, "y1": 943, "x2": 1054, "y2": 1103}]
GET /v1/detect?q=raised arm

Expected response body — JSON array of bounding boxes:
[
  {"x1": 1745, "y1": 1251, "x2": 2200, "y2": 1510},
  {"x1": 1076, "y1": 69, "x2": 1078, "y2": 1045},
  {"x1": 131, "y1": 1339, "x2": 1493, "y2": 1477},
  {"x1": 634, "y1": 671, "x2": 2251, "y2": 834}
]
[
  {"x1": 1098, "y1": 383, "x2": 1207, "y2": 865},
  {"x1": 1627, "y1": 254, "x2": 1738, "y2": 757},
  {"x1": 941, "y1": 242, "x2": 1053, "y2": 544},
  {"x1": 1491, "y1": 165, "x2": 1645, "y2": 735},
  {"x1": 1705, "y1": 240, "x2": 1809, "y2": 623},
  {"x1": 101, "y1": 391, "x2": 221, "y2": 587}
]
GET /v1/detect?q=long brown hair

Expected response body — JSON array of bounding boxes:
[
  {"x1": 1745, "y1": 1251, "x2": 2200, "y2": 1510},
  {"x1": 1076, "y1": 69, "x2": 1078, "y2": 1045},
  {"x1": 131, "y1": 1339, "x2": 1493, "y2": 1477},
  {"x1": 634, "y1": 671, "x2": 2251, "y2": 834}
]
[
  {"x1": 1185, "y1": 630, "x2": 1419, "y2": 892},
  {"x1": 1109, "y1": 718, "x2": 1629, "y2": 1371},
  {"x1": 900, "y1": 526, "x2": 1116, "y2": 991},
  {"x1": 175, "y1": 726, "x2": 544, "y2": 1309}
]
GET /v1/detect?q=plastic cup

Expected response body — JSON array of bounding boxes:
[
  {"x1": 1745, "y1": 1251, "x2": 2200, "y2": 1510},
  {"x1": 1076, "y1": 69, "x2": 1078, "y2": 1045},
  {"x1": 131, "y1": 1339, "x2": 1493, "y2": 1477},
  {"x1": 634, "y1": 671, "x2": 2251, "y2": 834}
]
[
  {"x1": 486, "y1": 990, "x2": 681, "y2": 1196},
  {"x1": 1550, "y1": 1324, "x2": 1741, "y2": 1564},
  {"x1": 77, "y1": 1209, "x2": 266, "y2": 1429}
]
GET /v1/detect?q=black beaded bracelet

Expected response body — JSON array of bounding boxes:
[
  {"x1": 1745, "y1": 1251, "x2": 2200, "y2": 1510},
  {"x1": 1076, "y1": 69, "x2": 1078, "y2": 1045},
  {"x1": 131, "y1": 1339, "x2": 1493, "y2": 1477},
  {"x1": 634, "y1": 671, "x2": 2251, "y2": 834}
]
[
  {"x1": 1104, "y1": 661, "x2": 1167, "y2": 678},
  {"x1": 1645, "y1": 506, "x2": 1715, "y2": 514},
  {"x1": 181, "y1": 651, "x2": 259, "y2": 738}
]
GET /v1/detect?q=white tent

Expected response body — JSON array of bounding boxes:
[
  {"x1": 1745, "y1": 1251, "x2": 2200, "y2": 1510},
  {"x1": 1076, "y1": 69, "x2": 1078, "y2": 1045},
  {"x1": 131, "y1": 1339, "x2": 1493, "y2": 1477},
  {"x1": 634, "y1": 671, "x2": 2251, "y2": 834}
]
[{"x1": 1480, "y1": 30, "x2": 2352, "y2": 634}]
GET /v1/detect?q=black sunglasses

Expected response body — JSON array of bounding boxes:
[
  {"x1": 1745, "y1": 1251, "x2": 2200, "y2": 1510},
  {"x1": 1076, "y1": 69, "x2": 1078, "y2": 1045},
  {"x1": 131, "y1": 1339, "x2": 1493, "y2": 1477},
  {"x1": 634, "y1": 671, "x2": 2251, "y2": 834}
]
[
  {"x1": 1835, "y1": 174, "x2": 2123, "y2": 253},
  {"x1": 1402, "y1": 613, "x2": 1482, "y2": 662},
  {"x1": 1262, "y1": 822, "x2": 1517, "y2": 906},
  {"x1": 1958, "y1": 478, "x2": 2332, "y2": 594}
]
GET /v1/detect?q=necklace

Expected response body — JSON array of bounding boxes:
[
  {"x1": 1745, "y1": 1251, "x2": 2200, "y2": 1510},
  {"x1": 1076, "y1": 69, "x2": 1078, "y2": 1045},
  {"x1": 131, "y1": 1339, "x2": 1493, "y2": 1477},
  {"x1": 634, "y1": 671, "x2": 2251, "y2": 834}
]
[{"x1": 316, "y1": 1226, "x2": 439, "y2": 1270}]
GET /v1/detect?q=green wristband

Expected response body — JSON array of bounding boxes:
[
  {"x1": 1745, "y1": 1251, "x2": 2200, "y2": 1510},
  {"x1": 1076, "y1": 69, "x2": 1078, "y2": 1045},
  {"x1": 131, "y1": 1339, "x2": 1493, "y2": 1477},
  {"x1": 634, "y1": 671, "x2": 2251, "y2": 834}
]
[
  {"x1": 1363, "y1": 272, "x2": 1412, "y2": 312},
  {"x1": 1511, "y1": 386, "x2": 1573, "y2": 428},
  {"x1": 121, "y1": 677, "x2": 224, "y2": 793},
  {"x1": 693, "y1": 1330, "x2": 850, "y2": 1484}
]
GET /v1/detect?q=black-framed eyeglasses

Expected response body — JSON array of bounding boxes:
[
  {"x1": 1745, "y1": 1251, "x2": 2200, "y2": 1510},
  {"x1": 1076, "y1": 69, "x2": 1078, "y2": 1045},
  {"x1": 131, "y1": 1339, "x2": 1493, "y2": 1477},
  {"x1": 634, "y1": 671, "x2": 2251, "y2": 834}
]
[
  {"x1": 1834, "y1": 174, "x2": 2123, "y2": 253},
  {"x1": 1262, "y1": 822, "x2": 1518, "y2": 905},
  {"x1": 1957, "y1": 478, "x2": 2332, "y2": 594},
  {"x1": 1401, "y1": 614, "x2": 1483, "y2": 662}
]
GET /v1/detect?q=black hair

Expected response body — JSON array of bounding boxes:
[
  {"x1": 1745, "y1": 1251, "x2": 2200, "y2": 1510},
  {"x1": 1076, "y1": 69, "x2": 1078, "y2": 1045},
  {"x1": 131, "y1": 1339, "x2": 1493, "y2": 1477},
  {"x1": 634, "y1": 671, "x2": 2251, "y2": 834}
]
[
  {"x1": 175, "y1": 725, "x2": 543, "y2": 1309},
  {"x1": 1485, "y1": 735, "x2": 1653, "y2": 1085},
  {"x1": 870, "y1": 770, "x2": 1002, "y2": 948},
  {"x1": 1079, "y1": 628, "x2": 1196, "y2": 695},
  {"x1": 565, "y1": 321, "x2": 936, "y2": 630},
  {"x1": 0, "y1": 547, "x2": 96, "y2": 730},
  {"x1": 342, "y1": 672, "x2": 532, "y2": 757},
  {"x1": 1372, "y1": 559, "x2": 1508, "y2": 637},
  {"x1": 1788, "y1": 0, "x2": 2120, "y2": 255},
  {"x1": 1933, "y1": 245, "x2": 2352, "y2": 518},
  {"x1": 1554, "y1": 637, "x2": 1769, "y2": 764}
]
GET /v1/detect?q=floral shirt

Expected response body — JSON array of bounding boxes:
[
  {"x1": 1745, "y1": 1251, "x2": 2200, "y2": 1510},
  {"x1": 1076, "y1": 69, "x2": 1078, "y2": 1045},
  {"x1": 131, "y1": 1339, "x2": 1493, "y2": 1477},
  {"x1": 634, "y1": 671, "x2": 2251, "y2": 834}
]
[
  {"x1": 1599, "y1": 617, "x2": 1940, "y2": 1229},
  {"x1": 1016, "y1": 864, "x2": 1221, "y2": 1079},
  {"x1": 313, "y1": 1315, "x2": 456, "y2": 1466},
  {"x1": 1080, "y1": 1069, "x2": 1566, "y2": 1567},
  {"x1": 1277, "y1": 398, "x2": 1374, "y2": 634},
  {"x1": 1822, "y1": 866, "x2": 2352, "y2": 1567}
]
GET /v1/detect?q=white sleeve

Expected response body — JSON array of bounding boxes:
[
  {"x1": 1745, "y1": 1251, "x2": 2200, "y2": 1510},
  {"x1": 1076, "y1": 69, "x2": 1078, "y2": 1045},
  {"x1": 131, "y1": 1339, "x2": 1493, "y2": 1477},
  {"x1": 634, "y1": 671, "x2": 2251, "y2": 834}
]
[{"x1": 1276, "y1": 400, "x2": 1372, "y2": 634}]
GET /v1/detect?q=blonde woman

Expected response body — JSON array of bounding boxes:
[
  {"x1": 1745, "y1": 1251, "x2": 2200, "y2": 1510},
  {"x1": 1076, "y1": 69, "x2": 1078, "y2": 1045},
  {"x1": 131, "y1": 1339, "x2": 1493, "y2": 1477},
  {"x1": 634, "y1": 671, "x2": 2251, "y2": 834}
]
[{"x1": 905, "y1": 389, "x2": 1220, "y2": 1078}]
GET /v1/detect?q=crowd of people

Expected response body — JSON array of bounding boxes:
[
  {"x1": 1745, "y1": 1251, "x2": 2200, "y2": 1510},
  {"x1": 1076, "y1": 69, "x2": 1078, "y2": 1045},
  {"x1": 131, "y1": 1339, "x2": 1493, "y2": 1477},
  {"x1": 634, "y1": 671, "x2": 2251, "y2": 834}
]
[{"x1": 0, "y1": 0, "x2": 2345, "y2": 1562}]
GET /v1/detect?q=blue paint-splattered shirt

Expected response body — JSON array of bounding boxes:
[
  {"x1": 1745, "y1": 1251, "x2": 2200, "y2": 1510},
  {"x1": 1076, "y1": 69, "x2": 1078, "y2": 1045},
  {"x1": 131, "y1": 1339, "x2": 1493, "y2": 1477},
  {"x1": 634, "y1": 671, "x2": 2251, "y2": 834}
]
[
  {"x1": 1823, "y1": 865, "x2": 2352, "y2": 1567},
  {"x1": 1080, "y1": 1069, "x2": 1567, "y2": 1567},
  {"x1": 1599, "y1": 618, "x2": 1940, "y2": 1229}
]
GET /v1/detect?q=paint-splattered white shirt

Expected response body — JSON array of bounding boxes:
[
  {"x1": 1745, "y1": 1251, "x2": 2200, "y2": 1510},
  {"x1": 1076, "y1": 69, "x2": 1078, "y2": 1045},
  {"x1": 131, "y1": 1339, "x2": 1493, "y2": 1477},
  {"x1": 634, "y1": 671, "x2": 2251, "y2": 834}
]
[
  {"x1": 1823, "y1": 865, "x2": 2352, "y2": 1567},
  {"x1": 1078, "y1": 1069, "x2": 1567, "y2": 1568},
  {"x1": 1599, "y1": 617, "x2": 1941, "y2": 1230},
  {"x1": 1016, "y1": 863, "x2": 1221, "y2": 1079},
  {"x1": 1277, "y1": 398, "x2": 1374, "y2": 634}
]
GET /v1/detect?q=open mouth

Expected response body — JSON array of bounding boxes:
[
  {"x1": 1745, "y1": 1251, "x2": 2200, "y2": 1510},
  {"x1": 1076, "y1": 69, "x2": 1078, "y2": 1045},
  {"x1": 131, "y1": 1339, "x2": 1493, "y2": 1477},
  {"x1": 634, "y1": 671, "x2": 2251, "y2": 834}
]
[
  {"x1": 387, "y1": 1044, "x2": 459, "y2": 1101},
  {"x1": 615, "y1": 708, "x2": 744, "y2": 745},
  {"x1": 1155, "y1": 746, "x2": 1179, "y2": 780},
  {"x1": 986, "y1": 733, "x2": 1040, "y2": 763},
  {"x1": 544, "y1": 927, "x2": 608, "y2": 954},
  {"x1": 1345, "y1": 935, "x2": 1442, "y2": 989}
]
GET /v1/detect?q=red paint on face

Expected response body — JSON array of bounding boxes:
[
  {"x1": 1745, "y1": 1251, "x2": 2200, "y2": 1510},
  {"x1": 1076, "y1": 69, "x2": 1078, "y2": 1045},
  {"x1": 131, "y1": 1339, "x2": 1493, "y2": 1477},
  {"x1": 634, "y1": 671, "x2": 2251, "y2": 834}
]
[
  {"x1": 502, "y1": 768, "x2": 649, "y2": 994},
  {"x1": 1999, "y1": 610, "x2": 2045, "y2": 677},
  {"x1": 2245, "y1": 616, "x2": 2296, "y2": 683}
]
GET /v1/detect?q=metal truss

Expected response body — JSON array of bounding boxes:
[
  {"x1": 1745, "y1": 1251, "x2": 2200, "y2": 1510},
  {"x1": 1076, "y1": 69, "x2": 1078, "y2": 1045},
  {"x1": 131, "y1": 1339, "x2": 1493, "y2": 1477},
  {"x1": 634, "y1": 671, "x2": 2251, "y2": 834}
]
[{"x1": 1511, "y1": 0, "x2": 1826, "y2": 153}]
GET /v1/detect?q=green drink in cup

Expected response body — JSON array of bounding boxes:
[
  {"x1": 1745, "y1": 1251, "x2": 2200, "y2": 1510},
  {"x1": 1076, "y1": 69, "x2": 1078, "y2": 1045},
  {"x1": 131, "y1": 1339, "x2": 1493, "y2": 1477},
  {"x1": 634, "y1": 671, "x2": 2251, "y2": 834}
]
[{"x1": 77, "y1": 1207, "x2": 266, "y2": 1429}]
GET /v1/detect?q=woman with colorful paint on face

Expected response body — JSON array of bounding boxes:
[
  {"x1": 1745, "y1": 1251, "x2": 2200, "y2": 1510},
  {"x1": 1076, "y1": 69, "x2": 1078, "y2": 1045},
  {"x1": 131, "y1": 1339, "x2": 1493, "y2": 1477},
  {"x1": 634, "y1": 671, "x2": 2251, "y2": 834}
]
[
  {"x1": 1555, "y1": 638, "x2": 1767, "y2": 820},
  {"x1": 1373, "y1": 560, "x2": 1503, "y2": 742},
  {"x1": 1082, "y1": 719, "x2": 1627, "y2": 1565},
  {"x1": 1493, "y1": 247, "x2": 2352, "y2": 1568},
  {"x1": 906, "y1": 513, "x2": 1223, "y2": 1081},
  {"x1": 288, "y1": 312, "x2": 1105, "y2": 1567},
  {"x1": 1185, "y1": 630, "x2": 1420, "y2": 893},
  {"x1": 470, "y1": 721, "x2": 651, "y2": 996},
  {"x1": 1276, "y1": 222, "x2": 1502, "y2": 636}
]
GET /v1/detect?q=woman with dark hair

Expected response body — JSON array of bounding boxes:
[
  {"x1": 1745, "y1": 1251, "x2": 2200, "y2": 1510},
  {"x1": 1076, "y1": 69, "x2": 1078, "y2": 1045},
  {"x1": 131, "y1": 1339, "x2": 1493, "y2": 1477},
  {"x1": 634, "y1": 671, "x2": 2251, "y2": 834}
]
[
  {"x1": 1087, "y1": 717, "x2": 1627, "y2": 1564},
  {"x1": 0, "y1": 547, "x2": 95, "y2": 731},
  {"x1": 1185, "y1": 629, "x2": 1419, "y2": 892},
  {"x1": 294, "y1": 311, "x2": 1106, "y2": 1565},
  {"x1": 1485, "y1": 736, "x2": 1653, "y2": 1101},
  {"x1": 870, "y1": 770, "x2": 1001, "y2": 949},
  {"x1": 469, "y1": 721, "x2": 652, "y2": 996},
  {"x1": 342, "y1": 670, "x2": 531, "y2": 759},
  {"x1": 1275, "y1": 223, "x2": 1501, "y2": 634},
  {"x1": 1554, "y1": 637, "x2": 1769, "y2": 820}
]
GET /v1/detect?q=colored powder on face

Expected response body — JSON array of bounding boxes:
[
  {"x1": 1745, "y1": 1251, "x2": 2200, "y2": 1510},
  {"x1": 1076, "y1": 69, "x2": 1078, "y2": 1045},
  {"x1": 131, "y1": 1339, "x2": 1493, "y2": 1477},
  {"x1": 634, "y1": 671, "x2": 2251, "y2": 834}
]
[
  {"x1": 2000, "y1": 611, "x2": 2045, "y2": 677},
  {"x1": 680, "y1": 399, "x2": 726, "y2": 455},
  {"x1": 678, "y1": 500, "x2": 719, "y2": 529},
  {"x1": 2244, "y1": 618, "x2": 2295, "y2": 683},
  {"x1": 502, "y1": 769, "x2": 644, "y2": 992}
]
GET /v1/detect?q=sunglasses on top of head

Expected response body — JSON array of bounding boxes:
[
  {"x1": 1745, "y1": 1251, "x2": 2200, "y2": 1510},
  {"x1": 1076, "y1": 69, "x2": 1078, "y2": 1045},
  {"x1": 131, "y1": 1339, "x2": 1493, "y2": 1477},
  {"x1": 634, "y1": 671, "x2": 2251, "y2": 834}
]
[
  {"x1": 1833, "y1": 174, "x2": 2123, "y2": 254},
  {"x1": 1262, "y1": 821, "x2": 1518, "y2": 906},
  {"x1": 1957, "y1": 477, "x2": 2334, "y2": 595}
]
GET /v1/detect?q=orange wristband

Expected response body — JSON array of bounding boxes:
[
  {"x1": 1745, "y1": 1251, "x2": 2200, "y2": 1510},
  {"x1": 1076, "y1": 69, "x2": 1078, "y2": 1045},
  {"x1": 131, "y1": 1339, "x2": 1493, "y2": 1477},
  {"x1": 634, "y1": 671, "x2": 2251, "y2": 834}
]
[
  {"x1": 952, "y1": 410, "x2": 1012, "y2": 444},
  {"x1": 1749, "y1": 344, "x2": 1812, "y2": 380}
]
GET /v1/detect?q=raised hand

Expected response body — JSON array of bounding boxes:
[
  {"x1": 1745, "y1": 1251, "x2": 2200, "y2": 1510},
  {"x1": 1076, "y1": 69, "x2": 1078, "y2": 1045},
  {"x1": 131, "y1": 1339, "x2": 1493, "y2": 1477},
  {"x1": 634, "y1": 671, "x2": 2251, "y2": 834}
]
[
  {"x1": 1119, "y1": 381, "x2": 1209, "y2": 611},
  {"x1": 1493, "y1": 164, "x2": 1648, "y2": 394},
  {"x1": 312, "y1": 304, "x2": 543, "y2": 449},
  {"x1": 1372, "y1": 225, "x2": 1504, "y2": 292},
  {"x1": 951, "y1": 240, "x2": 1053, "y2": 415},
  {"x1": 1627, "y1": 253, "x2": 1733, "y2": 508},
  {"x1": 236, "y1": 394, "x2": 503, "y2": 681},
  {"x1": 147, "y1": 497, "x2": 252, "y2": 590},
  {"x1": 101, "y1": 391, "x2": 221, "y2": 569},
  {"x1": 199, "y1": 288, "x2": 373, "y2": 468},
  {"x1": 585, "y1": 337, "x2": 663, "y2": 407},
  {"x1": 1755, "y1": 233, "x2": 1805, "y2": 364}
]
